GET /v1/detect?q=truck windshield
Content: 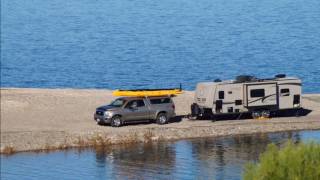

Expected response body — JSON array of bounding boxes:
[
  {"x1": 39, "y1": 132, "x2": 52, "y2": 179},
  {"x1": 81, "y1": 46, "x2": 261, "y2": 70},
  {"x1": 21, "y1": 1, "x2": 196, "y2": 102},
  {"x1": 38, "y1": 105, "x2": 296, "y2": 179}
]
[{"x1": 110, "y1": 98, "x2": 126, "y2": 107}]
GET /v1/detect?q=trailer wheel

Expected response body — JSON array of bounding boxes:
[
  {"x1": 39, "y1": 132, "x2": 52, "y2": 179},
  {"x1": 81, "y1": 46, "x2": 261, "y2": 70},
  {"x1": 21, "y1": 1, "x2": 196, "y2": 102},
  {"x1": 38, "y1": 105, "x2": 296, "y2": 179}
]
[
  {"x1": 187, "y1": 114, "x2": 197, "y2": 120},
  {"x1": 251, "y1": 111, "x2": 261, "y2": 119},
  {"x1": 261, "y1": 110, "x2": 271, "y2": 118}
]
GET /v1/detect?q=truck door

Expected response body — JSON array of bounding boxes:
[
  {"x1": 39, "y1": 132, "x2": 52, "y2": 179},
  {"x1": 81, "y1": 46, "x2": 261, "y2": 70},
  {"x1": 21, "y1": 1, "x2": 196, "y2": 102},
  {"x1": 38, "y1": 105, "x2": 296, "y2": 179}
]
[
  {"x1": 245, "y1": 83, "x2": 278, "y2": 108},
  {"x1": 123, "y1": 100, "x2": 150, "y2": 121}
]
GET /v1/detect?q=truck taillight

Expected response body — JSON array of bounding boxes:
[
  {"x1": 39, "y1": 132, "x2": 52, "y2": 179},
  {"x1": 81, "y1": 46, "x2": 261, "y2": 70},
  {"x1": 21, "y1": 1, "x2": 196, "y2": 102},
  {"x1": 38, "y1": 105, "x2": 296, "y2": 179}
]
[{"x1": 172, "y1": 104, "x2": 175, "y2": 110}]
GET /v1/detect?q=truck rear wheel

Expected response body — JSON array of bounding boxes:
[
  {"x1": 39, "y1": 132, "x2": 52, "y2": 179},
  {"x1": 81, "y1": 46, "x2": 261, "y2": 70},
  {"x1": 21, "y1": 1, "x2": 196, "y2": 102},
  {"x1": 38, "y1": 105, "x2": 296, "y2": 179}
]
[{"x1": 156, "y1": 113, "x2": 168, "y2": 125}]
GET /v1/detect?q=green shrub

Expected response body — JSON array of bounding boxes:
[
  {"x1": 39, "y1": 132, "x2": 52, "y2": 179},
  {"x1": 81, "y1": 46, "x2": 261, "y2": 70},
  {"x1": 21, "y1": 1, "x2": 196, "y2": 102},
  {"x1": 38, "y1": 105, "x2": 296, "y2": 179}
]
[{"x1": 243, "y1": 141, "x2": 320, "y2": 180}]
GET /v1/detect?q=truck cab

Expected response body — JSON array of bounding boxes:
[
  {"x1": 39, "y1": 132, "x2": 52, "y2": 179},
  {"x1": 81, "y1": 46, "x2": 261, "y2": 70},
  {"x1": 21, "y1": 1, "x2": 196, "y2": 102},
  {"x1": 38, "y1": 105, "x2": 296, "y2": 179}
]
[{"x1": 94, "y1": 96, "x2": 176, "y2": 127}]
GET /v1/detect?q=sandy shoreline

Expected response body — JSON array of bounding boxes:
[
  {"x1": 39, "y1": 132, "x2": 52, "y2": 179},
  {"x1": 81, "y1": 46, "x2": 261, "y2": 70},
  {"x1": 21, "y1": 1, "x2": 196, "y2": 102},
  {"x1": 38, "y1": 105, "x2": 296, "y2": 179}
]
[{"x1": 1, "y1": 88, "x2": 320, "y2": 154}]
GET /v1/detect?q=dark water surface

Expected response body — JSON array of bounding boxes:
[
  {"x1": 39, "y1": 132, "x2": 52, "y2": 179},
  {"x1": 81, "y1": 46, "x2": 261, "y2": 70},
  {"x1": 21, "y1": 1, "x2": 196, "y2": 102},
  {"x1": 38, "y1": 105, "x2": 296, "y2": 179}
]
[
  {"x1": 1, "y1": 0, "x2": 320, "y2": 92},
  {"x1": 1, "y1": 130, "x2": 320, "y2": 180}
]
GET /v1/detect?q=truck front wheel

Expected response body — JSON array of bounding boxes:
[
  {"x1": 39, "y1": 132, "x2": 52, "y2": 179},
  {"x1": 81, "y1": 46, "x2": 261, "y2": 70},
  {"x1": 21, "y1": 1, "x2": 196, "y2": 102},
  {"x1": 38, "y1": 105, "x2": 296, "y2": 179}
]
[{"x1": 111, "y1": 116, "x2": 123, "y2": 127}]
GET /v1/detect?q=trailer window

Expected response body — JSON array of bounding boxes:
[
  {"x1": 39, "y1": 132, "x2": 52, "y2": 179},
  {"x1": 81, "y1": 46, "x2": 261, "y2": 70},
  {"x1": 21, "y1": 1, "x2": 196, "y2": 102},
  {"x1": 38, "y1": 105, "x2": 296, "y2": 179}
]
[
  {"x1": 280, "y1": 89, "x2": 290, "y2": 96},
  {"x1": 250, "y1": 89, "x2": 265, "y2": 97},
  {"x1": 235, "y1": 100, "x2": 242, "y2": 105},
  {"x1": 218, "y1": 91, "x2": 224, "y2": 99}
]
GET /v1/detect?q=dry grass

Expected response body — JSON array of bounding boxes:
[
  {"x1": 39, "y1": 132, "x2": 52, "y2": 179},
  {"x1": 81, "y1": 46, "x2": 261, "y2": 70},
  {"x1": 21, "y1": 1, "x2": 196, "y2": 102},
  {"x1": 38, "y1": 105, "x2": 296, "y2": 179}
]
[
  {"x1": 118, "y1": 132, "x2": 140, "y2": 144},
  {"x1": 76, "y1": 136, "x2": 86, "y2": 147},
  {"x1": 158, "y1": 134, "x2": 165, "y2": 141},
  {"x1": 88, "y1": 133, "x2": 111, "y2": 147},
  {"x1": 37, "y1": 144, "x2": 59, "y2": 153},
  {"x1": 1, "y1": 146, "x2": 16, "y2": 154},
  {"x1": 57, "y1": 143, "x2": 69, "y2": 150},
  {"x1": 143, "y1": 130, "x2": 155, "y2": 143},
  {"x1": 74, "y1": 134, "x2": 112, "y2": 148},
  {"x1": 1, "y1": 130, "x2": 162, "y2": 155}
]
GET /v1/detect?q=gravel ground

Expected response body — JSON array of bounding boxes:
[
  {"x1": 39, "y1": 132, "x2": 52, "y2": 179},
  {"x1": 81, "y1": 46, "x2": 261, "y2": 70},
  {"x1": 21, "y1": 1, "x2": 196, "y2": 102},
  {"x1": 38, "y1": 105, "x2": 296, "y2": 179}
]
[{"x1": 1, "y1": 88, "x2": 319, "y2": 153}]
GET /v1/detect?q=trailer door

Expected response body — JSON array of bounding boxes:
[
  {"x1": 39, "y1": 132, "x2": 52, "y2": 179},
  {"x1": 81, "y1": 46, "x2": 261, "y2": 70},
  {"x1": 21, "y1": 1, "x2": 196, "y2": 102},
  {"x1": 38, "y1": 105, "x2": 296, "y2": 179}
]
[{"x1": 245, "y1": 83, "x2": 278, "y2": 108}]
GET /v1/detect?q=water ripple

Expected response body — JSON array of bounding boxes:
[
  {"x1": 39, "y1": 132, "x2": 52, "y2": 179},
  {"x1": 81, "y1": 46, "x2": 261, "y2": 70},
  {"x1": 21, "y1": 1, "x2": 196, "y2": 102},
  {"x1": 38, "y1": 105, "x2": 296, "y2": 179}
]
[{"x1": 1, "y1": 0, "x2": 320, "y2": 92}]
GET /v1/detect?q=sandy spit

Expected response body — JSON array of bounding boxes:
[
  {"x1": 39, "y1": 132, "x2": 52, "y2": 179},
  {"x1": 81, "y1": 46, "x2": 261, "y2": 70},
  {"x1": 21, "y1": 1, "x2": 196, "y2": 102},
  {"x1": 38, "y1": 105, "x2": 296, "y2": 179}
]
[{"x1": 1, "y1": 88, "x2": 320, "y2": 154}]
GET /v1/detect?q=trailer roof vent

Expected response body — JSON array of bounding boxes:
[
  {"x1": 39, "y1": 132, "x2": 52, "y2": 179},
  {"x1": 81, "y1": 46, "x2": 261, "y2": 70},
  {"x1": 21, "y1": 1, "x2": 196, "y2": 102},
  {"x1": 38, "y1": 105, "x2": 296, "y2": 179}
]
[
  {"x1": 275, "y1": 74, "x2": 286, "y2": 78},
  {"x1": 214, "y1": 79, "x2": 222, "y2": 82},
  {"x1": 235, "y1": 75, "x2": 257, "y2": 83}
]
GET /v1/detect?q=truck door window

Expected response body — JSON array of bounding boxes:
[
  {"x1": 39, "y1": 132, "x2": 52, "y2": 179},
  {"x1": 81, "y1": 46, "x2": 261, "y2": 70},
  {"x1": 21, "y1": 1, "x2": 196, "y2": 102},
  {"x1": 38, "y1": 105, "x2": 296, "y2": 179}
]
[
  {"x1": 125, "y1": 101, "x2": 136, "y2": 108},
  {"x1": 250, "y1": 89, "x2": 265, "y2": 98},
  {"x1": 136, "y1": 100, "x2": 145, "y2": 107},
  {"x1": 218, "y1": 91, "x2": 224, "y2": 99},
  {"x1": 125, "y1": 100, "x2": 145, "y2": 108},
  {"x1": 110, "y1": 99, "x2": 126, "y2": 107},
  {"x1": 280, "y1": 89, "x2": 290, "y2": 96}
]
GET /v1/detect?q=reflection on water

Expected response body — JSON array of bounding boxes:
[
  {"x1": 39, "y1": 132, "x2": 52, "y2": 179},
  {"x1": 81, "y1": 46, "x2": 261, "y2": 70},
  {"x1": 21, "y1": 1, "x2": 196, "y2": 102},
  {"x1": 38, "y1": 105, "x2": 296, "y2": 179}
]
[
  {"x1": 1, "y1": 130, "x2": 320, "y2": 180},
  {"x1": 95, "y1": 143, "x2": 176, "y2": 179}
]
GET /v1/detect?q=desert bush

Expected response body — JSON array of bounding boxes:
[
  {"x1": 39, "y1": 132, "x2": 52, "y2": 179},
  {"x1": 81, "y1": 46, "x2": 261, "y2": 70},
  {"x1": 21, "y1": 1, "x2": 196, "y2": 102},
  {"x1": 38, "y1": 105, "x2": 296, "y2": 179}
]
[{"x1": 243, "y1": 141, "x2": 320, "y2": 180}]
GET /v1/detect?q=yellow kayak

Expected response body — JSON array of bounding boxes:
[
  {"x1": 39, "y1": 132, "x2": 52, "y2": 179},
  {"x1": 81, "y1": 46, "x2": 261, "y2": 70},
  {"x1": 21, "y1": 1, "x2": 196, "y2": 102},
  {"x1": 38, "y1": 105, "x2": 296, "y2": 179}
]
[{"x1": 112, "y1": 89, "x2": 183, "y2": 97}]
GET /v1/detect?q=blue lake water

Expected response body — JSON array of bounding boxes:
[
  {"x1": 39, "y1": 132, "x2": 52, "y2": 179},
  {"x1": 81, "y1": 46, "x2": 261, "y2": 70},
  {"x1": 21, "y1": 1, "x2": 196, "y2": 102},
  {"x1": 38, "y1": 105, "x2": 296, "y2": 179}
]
[
  {"x1": 1, "y1": 130, "x2": 320, "y2": 180},
  {"x1": 1, "y1": 0, "x2": 320, "y2": 92}
]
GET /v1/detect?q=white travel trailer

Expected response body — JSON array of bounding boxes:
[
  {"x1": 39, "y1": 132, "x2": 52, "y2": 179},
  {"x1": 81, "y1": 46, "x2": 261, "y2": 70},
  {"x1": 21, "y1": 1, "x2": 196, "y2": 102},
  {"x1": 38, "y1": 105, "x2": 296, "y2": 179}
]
[{"x1": 191, "y1": 75, "x2": 302, "y2": 119}]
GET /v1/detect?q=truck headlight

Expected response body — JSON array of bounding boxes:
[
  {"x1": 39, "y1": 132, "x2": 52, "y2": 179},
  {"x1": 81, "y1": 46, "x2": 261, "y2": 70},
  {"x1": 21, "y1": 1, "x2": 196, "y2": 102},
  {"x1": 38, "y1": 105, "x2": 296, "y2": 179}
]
[{"x1": 104, "y1": 111, "x2": 112, "y2": 118}]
